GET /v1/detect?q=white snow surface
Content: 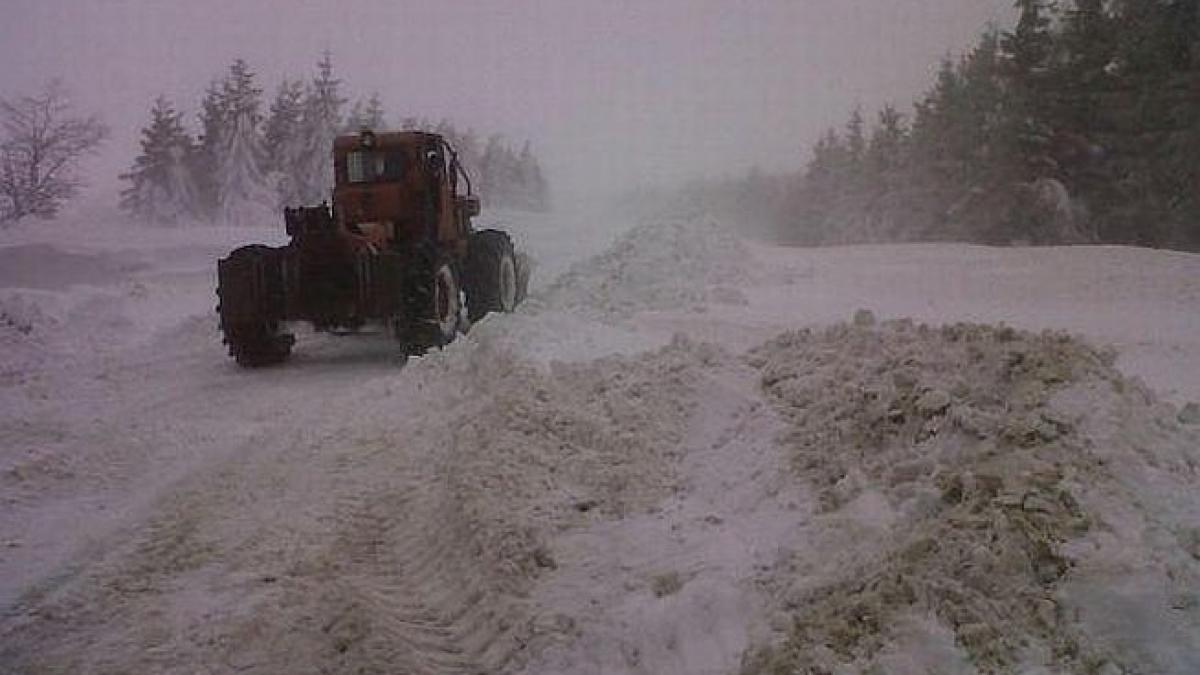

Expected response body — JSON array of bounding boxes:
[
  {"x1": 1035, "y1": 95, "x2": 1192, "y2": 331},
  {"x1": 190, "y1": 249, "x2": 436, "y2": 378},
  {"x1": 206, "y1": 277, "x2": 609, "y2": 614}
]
[{"x1": 0, "y1": 208, "x2": 1198, "y2": 674}]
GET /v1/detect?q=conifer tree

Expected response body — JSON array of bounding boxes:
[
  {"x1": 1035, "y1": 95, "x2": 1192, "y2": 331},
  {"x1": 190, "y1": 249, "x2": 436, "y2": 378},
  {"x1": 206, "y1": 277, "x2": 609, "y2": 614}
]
[
  {"x1": 1061, "y1": 0, "x2": 1115, "y2": 88},
  {"x1": 263, "y1": 78, "x2": 306, "y2": 206},
  {"x1": 211, "y1": 59, "x2": 273, "y2": 226},
  {"x1": 120, "y1": 96, "x2": 199, "y2": 223},
  {"x1": 191, "y1": 59, "x2": 270, "y2": 221},
  {"x1": 264, "y1": 79, "x2": 304, "y2": 172},
  {"x1": 218, "y1": 107, "x2": 275, "y2": 227},
  {"x1": 192, "y1": 82, "x2": 226, "y2": 218},
  {"x1": 293, "y1": 52, "x2": 346, "y2": 205},
  {"x1": 515, "y1": 142, "x2": 551, "y2": 211},
  {"x1": 345, "y1": 93, "x2": 386, "y2": 132},
  {"x1": 761, "y1": 0, "x2": 1200, "y2": 250},
  {"x1": 844, "y1": 107, "x2": 867, "y2": 165},
  {"x1": 863, "y1": 105, "x2": 909, "y2": 238},
  {"x1": 1002, "y1": 0, "x2": 1059, "y2": 174},
  {"x1": 841, "y1": 108, "x2": 869, "y2": 231},
  {"x1": 479, "y1": 135, "x2": 505, "y2": 205},
  {"x1": 866, "y1": 105, "x2": 906, "y2": 180}
]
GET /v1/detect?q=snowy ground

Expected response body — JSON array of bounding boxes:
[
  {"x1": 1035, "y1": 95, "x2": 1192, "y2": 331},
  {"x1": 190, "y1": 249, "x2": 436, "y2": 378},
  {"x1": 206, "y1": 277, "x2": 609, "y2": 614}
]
[{"x1": 1, "y1": 207, "x2": 1198, "y2": 674}]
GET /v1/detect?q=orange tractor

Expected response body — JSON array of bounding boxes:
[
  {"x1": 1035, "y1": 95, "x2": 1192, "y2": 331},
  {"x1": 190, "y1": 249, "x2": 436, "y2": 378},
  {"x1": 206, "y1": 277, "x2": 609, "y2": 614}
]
[{"x1": 216, "y1": 130, "x2": 527, "y2": 366}]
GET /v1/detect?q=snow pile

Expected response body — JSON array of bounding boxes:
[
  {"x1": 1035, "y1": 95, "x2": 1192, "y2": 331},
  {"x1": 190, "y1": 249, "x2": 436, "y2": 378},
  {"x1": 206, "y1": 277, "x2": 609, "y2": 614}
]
[
  {"x1": 404, "y1": 335, "x2": 706, "y2": 595},
  {"x1": 741, "y1": 317, "x2": 1200, "y2": 674},
  {"x1": 462, "y1": 308, "x2": 663, "y2": 367},
  {"x1": 538, "y1": 215, "x2": 749, "y2": 318}
]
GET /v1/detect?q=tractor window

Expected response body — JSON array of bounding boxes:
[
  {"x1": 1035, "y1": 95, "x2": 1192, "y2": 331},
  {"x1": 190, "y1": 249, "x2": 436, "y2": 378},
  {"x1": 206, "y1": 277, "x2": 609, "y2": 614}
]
[
  {"x1": 378, "y1": 152, "x2": 407, "y2": 180},
  {"x1": 346, "y1": 151, "x2": 407, "y2": 183},
  {"x1": 347, "y1": 151, "x2": 371, "y2": 183}
]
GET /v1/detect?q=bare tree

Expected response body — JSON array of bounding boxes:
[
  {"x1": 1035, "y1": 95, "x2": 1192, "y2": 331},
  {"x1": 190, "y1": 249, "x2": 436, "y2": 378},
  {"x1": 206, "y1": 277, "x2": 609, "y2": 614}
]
[{"x1": 0, "y1": 81, "x2": 108, "y2": 223}]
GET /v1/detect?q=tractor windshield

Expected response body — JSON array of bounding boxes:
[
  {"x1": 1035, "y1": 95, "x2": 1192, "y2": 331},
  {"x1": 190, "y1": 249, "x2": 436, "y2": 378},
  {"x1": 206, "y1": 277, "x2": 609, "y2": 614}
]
[{"x1": 346, "y1": 150, "x2": 408, "y2": 183}]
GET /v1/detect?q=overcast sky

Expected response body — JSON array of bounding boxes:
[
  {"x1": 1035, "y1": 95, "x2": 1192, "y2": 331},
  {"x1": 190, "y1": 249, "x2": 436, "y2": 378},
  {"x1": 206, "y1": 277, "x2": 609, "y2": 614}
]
[{"x1": 1, "y1": 0, "x2": 1016, "y2": 204}]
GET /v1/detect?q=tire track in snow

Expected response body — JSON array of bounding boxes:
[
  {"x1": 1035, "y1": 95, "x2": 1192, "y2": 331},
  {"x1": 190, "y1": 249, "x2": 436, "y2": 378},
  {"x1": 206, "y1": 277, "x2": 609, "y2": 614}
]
[{"x1": 304, "y1": 456, "x2": 533, "y2": 674}]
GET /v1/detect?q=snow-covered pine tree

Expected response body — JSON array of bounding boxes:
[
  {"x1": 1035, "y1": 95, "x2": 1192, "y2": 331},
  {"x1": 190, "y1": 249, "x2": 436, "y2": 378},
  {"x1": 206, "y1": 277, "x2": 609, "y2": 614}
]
[
  {"x1": 345, "y1": 93, "x2": 386, "y2": 133},
  {"x1": 862, "y1": 105, "x2": 909, "y2": 239},
  {"x1": 479, "y1": 134, "x2": 504, "y2": 206},
  {"x1": 264, "y1": 78, "x2": 306, "y2": 207},
  {"x1": 515, "y1": 141, "x2": 550, "y2": 211},
  {"x1": 866, "y1": 105, "x2": 906, "y2": 183},
  {"x1": 839, "y1": 107, "x2": 869, "y2": 238},
  {"x1": 217, "y1": 107, "x2": 276, "y2": 228},
  {"x1": 1001, "y1": 0, "x2": 1058, "y2": 172},
  {"x1": 212, "y1": 59, "x2": 274, "y2": 227},
  {"x1": 293, "y1": 52, "x2": 346, "y2": 205},
  {"x1": 191, "y1": 81, "x2": 228, "y2": 219},
  {"x1": 120, "y1": 96, "x2": 199, "y2": 224},
  {"x1": 528, "y1": 151, "x2": 550, "y2": 212},
  {"x1": 400, "y1": 115, "x2": 432, "y2": 131},
  {"x1": 844, "y1": 107, "x2": 866, "y2": 166},
  {"x1": 488, "y1": 142, "x2": 522, "y2": 209}
]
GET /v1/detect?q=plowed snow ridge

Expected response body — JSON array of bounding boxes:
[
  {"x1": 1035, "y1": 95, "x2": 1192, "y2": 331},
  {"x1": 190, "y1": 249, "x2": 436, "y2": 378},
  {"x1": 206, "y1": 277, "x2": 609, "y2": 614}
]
[{"x1": 539, "y1": 216, "x2": 749, "y2": 317}]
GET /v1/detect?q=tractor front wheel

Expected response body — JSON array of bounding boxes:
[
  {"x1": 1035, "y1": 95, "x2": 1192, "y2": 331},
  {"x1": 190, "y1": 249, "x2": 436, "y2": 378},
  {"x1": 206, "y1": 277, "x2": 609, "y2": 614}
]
[{"x1": 465, "y1": 229, "x2": 521, "y2": 323}]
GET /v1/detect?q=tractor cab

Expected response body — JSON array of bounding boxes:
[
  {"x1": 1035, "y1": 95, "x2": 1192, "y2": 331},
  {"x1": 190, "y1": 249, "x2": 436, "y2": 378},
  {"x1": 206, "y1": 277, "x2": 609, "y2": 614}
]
[{"x1": 331, "y1": 131, "x2": 479, "y2": 253}]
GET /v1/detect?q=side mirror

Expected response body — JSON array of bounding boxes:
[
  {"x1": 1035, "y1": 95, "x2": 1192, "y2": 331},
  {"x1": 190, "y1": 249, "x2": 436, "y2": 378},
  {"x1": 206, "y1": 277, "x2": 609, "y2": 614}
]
[{"x1": 425, "y1": 150, "x2": 442, "y2": 176}]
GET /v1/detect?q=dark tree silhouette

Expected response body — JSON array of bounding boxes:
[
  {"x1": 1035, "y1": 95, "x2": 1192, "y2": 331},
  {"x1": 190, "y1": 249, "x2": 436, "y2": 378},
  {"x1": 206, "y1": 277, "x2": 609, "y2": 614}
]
[{"x1": 1, "y1": 81, "x2": 108, "y2": 223}]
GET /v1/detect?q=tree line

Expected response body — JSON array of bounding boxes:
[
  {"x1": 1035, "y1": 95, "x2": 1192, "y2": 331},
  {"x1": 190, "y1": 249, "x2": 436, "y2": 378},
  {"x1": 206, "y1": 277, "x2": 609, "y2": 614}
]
[
  {"x1": 120, "y1": 54, "x2": 550, "y2": 226},
  {"x1": 718, "y1": 0, "x2": 1200, "y2": 250}
]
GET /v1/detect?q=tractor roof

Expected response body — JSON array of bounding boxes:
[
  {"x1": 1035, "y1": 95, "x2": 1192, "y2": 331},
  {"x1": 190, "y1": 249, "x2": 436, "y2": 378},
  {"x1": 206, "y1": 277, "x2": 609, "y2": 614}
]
[{"x1": 333, "y1": 130, "x2": 441, "y2": 153}]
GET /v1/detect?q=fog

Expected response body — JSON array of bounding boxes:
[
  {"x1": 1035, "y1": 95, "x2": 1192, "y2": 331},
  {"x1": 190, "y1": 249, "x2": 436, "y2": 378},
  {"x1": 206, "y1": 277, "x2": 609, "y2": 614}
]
[{"x1": 1, "y1": 0, "x2": 1014, "y2": 205}]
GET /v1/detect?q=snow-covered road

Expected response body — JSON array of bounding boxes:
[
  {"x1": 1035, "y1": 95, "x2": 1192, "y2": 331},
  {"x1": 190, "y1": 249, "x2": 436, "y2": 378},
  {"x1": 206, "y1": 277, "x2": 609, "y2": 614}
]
[{"x1": 2, "y1": 210, "x2": 1198, "y2": 674}]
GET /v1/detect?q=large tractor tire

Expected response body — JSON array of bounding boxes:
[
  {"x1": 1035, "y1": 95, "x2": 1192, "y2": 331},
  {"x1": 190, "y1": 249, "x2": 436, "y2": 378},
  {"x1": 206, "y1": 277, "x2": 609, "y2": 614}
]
[
  {"x1": 432, "y1": 259, "x2": 462, "y2": 346},
  {"x1": 224, "y1": 321, "x2": 295, "y2": 367},
  {"x1": 465, "y1": 229, "x2": 522, "y2": 323},
  {"x1": 217, "y1": 245, "x2": 295, "y2": 367},
  {"x1": 397, "y1": 241, "x2": 460, "y2": 353}
]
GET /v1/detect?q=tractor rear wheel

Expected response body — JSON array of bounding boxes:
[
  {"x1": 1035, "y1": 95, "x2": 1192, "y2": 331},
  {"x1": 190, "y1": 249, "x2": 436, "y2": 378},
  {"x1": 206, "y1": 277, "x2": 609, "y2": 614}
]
[
  {"x1": 465, "y1": 229, "x2": 520, "y2": 323},
  {"x1": 432, "y1": 260, "x2": 461, "y2": 346},
  {"x1": 398, "y1": 241, "x2": 460, "y2": 354},
  {"x1": 217, "y1": 245, "x2": 294, "y2": 367},
  {"x1": 225, "y1": 321, "x2": 295, "y2": 367}
]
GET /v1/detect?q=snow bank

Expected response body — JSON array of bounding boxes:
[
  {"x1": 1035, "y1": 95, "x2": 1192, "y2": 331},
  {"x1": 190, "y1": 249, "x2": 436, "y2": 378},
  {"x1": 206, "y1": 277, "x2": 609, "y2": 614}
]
[
  {"x1": 394, "y1": 334, "x2": 709, "y2": 597},
  {"x1": 538, "y1": 215, "x2": 749, "y2": 318},
  {"x1": 741, "y1": 317, "x2": 1200, "y2": 674}
]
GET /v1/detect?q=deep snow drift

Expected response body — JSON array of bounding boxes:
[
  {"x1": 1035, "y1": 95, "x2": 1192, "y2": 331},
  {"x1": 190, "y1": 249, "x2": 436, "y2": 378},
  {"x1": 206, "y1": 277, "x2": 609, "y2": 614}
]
[
  {"x1": 742, "y1": 319, "x2": 1200, "y2": 674},
  {"x1": 1, "y1": 211, "x2": 1198, "y2": 674}
]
